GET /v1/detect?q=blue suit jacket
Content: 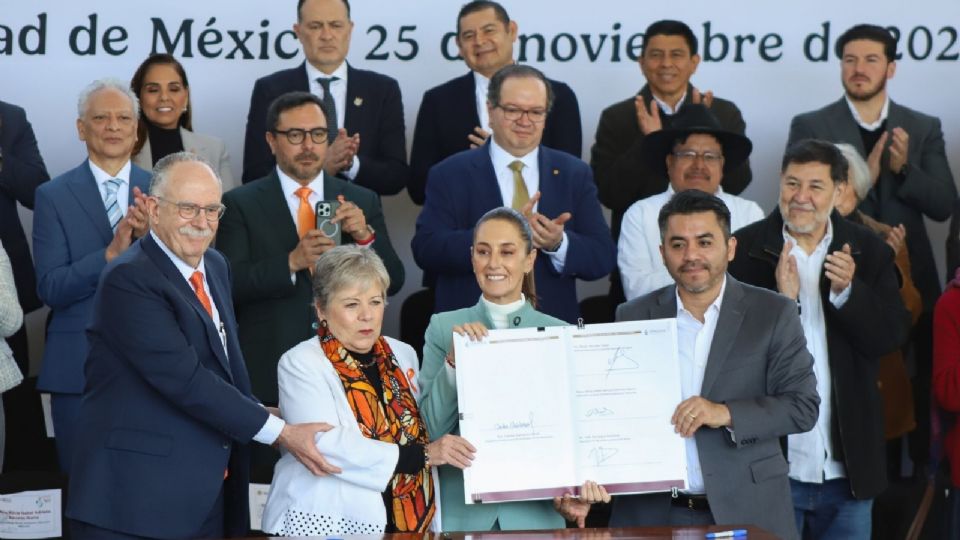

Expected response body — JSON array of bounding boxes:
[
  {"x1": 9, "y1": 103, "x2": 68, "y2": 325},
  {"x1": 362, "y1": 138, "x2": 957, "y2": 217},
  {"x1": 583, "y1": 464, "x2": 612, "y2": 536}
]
[
  {"x1": 408, "y1": 71, "x2": 582, "y2": 205},
  {"x1": 241, "y1": 62, "x2": 408, "y2": 195},
  {"x1": 66, "y1": 234, "x2": 268, "y2": 538},
  {"x1": 32, "y1": 160, "x2": 151, "y2": 394},
  {"x1": 0, "y1": 100, "x2": 49, "y2": 317},
  {"x1": 411, "y1": 145, "x2": 615, "y2": 324}
]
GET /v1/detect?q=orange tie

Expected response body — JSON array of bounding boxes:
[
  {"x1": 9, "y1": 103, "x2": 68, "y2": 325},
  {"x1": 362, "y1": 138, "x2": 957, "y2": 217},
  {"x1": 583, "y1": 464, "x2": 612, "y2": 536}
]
[
  {"x1": 295, "y1": 187, "x2": 315, "y2": 238},
  {"x1": 189, "y1": 271, "x2": 213, "y2": 318}
]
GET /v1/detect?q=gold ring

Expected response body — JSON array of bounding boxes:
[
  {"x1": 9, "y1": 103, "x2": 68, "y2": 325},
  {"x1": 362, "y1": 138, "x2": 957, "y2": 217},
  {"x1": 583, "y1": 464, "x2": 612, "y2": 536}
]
[{"x1": 688, "y1": 413, "x2": 697, "y2": 419}]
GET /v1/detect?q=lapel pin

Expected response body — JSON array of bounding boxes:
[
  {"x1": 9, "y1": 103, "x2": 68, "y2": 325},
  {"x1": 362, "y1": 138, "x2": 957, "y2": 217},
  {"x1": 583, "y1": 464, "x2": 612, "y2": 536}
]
[{"x1": 353, "y1": 97, "x2": 363, "y2": 107}]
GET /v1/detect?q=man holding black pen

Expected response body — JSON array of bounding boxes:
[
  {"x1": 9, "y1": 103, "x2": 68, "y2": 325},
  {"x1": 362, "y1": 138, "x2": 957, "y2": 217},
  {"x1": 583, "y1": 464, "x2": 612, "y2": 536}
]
[
  {"x1": 218, "y1": 91, "x2": 403, "y2": 479},
  {"x1": 611, "y1": 190, "x2": 819, "y2": 540}
]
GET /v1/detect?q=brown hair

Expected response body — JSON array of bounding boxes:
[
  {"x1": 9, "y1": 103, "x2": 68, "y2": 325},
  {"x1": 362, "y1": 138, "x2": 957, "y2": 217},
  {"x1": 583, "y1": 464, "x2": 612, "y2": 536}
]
[{"x1": 130, "y1": 53, "x2": 193, "y2": 157}]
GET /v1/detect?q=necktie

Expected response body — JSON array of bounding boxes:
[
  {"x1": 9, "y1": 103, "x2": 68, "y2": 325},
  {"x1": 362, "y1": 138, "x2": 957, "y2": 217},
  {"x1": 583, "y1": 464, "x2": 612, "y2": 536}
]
[
  {"x1": 104, "y1": 178, "x2": 124, "y2": 231},
  {"x1": 509, "y1": 160, "x2": 529, "y2": 211},
  {"x1": 189, "y1": 271, "x2": 213, "y2": 318},
  {"x1": 317, "y1": 77, "x2": 340, "y2": 143},
  {"x1": 295, "y1": 187, "x2": 315, "y2": 238}
]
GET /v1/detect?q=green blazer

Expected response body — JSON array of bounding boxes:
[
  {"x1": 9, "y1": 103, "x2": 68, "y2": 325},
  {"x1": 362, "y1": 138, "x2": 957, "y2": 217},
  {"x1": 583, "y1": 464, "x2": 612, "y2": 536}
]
[
  {"x1": 217, "y1": 171, "x2": 404, "y2": 403},
  {"x1": 420, "y1": 299, "x2": 567, "y2": 532}
]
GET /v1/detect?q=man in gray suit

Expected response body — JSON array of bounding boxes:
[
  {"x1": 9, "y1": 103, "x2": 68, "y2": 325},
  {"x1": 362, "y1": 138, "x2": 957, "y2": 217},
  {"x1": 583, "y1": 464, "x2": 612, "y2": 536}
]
[
  {"x1": 787, "y1": 24, "x2": 955, "y2": 313},
  {"x1": 610, "y1": 189, "x2": 819, "y2": 540}
]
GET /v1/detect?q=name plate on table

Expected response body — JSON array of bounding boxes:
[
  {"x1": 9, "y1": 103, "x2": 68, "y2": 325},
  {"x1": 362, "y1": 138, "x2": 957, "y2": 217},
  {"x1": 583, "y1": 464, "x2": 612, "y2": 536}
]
[{"x1": 454, "y1": 319, "x2": 687, "y2": 504}]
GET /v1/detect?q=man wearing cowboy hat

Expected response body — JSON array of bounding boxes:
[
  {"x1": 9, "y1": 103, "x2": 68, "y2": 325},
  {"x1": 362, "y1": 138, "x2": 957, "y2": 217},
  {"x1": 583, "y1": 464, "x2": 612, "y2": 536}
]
[{"x1": 617, "y1": 104, "x2": 764, "y2": 301}]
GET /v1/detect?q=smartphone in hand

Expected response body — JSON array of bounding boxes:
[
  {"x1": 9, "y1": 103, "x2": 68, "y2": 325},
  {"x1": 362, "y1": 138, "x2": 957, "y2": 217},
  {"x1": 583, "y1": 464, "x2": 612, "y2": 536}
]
[{"x1": 315, "y1": 200, "x2": 342, "y2": 246}]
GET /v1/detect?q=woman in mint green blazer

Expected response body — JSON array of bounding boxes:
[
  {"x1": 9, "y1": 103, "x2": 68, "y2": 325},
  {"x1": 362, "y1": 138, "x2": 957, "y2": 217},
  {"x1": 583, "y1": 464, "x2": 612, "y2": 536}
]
[{"x1": 419, "y1": 207, "x2": 607, "y2": 532}]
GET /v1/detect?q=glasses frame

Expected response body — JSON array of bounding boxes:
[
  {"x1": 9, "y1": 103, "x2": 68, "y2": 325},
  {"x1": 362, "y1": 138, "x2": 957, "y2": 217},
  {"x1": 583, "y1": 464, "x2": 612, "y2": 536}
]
[
  {"x1": 156, "y1": 197, "x2": 227, "y2": 222},
  {"x1": 495, "y1": 105, "x2": 548, "y2": 124},
  {"x1": 672, "y1": 150, "x2": 725, "y2": 166},
  {"x1": 273, "y1": 127, "x2": 329, "y2": 145}
]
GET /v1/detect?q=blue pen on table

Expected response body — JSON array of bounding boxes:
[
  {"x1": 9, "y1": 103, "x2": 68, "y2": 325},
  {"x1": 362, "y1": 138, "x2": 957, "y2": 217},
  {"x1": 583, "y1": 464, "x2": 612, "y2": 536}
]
[{"x1": 705, "y1": 530, "x2": 747, "y2": 538}]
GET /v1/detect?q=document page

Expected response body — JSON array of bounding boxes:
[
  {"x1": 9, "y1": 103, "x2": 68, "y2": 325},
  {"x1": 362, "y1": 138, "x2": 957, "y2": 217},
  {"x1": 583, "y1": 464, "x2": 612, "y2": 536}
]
[
  {"x1": 455, "y1": 327, "x2": 578, "y2": 504},
  {"x1": 569, "y1": 320, "x2": 687, "y2": 494}
]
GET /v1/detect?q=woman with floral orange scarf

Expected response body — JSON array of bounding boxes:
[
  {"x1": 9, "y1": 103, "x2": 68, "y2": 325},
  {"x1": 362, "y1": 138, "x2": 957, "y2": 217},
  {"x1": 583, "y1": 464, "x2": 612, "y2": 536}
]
[{"x1": 261, "y1": 246, "x2": 474, "y2": 536}]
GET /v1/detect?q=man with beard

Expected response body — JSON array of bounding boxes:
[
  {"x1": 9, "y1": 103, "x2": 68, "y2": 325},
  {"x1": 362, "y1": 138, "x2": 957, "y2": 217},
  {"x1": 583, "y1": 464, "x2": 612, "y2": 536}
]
[
  {"x1": 728, "y1": 139, "x2": 911, "y2": 538},
  {"x1": 786, "y1": 22, "x2": 956, "y2": 482},
  {"x1": 611, "y1": 189, "x2": 818, "y2": 540},
  {"x1": 218, "y1": 91, "x2": 403, "y2": 479}
]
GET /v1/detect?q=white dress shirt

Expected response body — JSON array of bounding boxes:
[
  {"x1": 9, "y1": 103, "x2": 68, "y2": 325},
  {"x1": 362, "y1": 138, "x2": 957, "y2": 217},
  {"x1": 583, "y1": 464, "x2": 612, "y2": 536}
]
[
  {"x1": 305, "y1": 61, "x2": 360, "y2": 179},
  {"x1": 784, "y1": 222, "x2": 851, "y2": 484},
  {"x1": 149, "y1": 231, "x2": 284, "y2": 445},
  {"x1": 488, "y1": 140, "x2": 569, "y2": 272},
  {"x1": 277, "y1": 167, "x2": 325, "y2": 284},
  {"x1": 845, "y1": 93, "x2": 890, "y2": 131},
  {"x1": 473, "y1": 71, "x2": 491, "y2": 132},
  {"x1": 89, "y1": 160, "x2": 132, "y2": 215},
  {"x1": 675, "y1": 276, "x2": 726, "y2": 494},
  {"x1": 618, "y1": 186, "x2": 764, "y2": 300}
]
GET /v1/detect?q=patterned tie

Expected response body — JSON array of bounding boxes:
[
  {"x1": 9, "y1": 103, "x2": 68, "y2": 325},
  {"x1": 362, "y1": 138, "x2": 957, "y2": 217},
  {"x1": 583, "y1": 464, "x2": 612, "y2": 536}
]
[
  {"x1": 317, "y1": 77, "x2": 340, "y2": 143},
  {"x1": 189, "y1": 271, "x2": 213, "y2": 318},
  {"x1": 508, "y1": 160, "x2": 529, "y2": 211},
  {"x1": 103, "y1": 178, "x2": 124, "y2": 231},
  {"x1": 295, "y1": 187, "x2": 315, "y2": 238}
]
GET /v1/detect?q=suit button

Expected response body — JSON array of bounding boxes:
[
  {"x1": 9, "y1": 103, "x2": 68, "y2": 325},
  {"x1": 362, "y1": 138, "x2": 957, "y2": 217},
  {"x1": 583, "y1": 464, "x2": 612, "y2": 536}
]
[{"x1": 222, "y1": 442, "x2": 230, "y2": 450}]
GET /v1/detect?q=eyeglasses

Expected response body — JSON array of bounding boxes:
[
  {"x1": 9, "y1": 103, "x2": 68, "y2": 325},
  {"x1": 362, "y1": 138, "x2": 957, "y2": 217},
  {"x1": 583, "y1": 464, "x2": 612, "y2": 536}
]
[
  {"x1": 157, "y1": 197, "x2": 226, "y2": 222},
  {"x1": 496, "y1": 105, "x2": 548, "y2": 123},
  {"x1": 273, "y1": 127, "x2": 329, "y2": 145},
  {"x1": 672, "y1": 150, "x2": 724, "y2": 165}
]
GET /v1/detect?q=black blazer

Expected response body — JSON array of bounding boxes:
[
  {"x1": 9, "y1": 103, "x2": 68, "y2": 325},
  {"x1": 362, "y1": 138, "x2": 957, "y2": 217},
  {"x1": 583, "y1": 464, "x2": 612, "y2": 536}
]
[
  {"x1": 217, "y1": 171, "x2": 405, "y2": 403},
  {"x1": 242, "y1": 62, "x2": 409, "y2": 196},
  {"x1": 590, "y1": 84, "x2": 751, "y2": 242},
  {"x1": 728, "y1": 208, "x2": 911, "y2": 499},
  {"x1": 408, "y1": 71, "x2": 582, "y2": 205},
  {"x1": 0, "y1": 100, "x2": 48, "y2": 316}
]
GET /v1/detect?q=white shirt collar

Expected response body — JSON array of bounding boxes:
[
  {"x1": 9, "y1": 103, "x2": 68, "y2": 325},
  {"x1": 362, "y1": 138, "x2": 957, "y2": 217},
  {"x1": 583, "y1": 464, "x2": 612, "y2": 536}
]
[
  {"x1": 276, "y1": 166, "x2": 325, "y2": 201},
  {"x1": 663, "y1": 185, "x2": 725, "y2": 198},
  {"x1": 653, "y1": 89, "x2": 688, "y2": 116},
  {"x1": 489, "y1": 138, "x2": 539, "y2": 173},
  {"x1": 675, "y1": 274, "x2": 726, "y2": 318},
  {"x1": 844, "y1": 94, "x2": 890, "y2": 131},
  {"x1": 783, "y1": 216, "x2": 835, "y2": 253},
  {"x1": 305, "y1": 60, "x2": 348, "y2": 83},
  {"x1": 88, "y1": 159, "x2": 132, "y2": 186},
  {"x1": 149, "y1": 230, "x2": 207, "y2": 275}
]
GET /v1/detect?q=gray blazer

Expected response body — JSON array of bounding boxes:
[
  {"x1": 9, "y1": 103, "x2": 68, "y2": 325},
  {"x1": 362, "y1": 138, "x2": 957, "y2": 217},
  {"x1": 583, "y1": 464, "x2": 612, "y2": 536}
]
[
  {"x1": 788, "y1": 98, "x2": 956, "y2": 308},
  {"x1": 132, "y1": 127, "x2": 236, "y2": 192},
  {"x1": 609, "y1": 276, "x2": 819, "y2": 540}
]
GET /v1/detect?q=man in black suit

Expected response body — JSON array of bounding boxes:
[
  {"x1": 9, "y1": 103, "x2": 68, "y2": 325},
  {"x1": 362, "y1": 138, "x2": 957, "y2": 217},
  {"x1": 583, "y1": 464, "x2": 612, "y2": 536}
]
[
  {"x1": 242, "y1": 0, "x2": 408, "y2": 196},
  {"x1": 408, "y1": 0, "x2": 583, "y2": 205},
  {"x1": 0, "y1": 100, "x2": 51, "y2": 471}
]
